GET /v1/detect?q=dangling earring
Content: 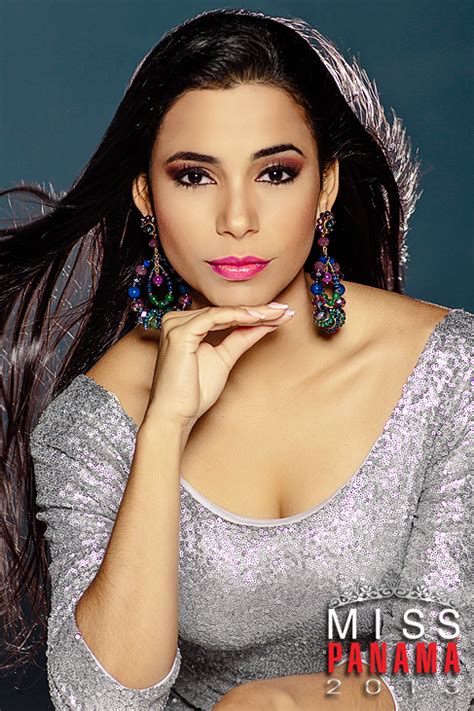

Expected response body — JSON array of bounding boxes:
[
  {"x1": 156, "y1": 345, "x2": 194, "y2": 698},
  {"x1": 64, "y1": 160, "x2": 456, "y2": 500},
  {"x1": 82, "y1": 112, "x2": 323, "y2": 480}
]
[
  {"x1": 310, "y1": 210, "x2": 346, "y2": 335},
  {"x1": 128, "y1": 214, "x2": 193, "y2": 330}
]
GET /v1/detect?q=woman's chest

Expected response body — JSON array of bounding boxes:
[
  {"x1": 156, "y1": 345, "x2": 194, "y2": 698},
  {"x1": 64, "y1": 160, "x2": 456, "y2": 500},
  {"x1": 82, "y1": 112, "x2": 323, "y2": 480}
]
[
  {"x1": 177, "y1": 450, "x2": 421, "y2": 650},
  {"x1": 178, "y1": 362, "x2": 411, "y2": 520}
]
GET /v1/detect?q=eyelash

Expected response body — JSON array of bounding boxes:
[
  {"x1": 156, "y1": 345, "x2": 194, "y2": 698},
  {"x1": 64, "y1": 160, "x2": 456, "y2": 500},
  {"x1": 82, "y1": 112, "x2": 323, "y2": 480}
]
[{"x1": 171, "y1": 161, "x2": 300, "y2": 190}]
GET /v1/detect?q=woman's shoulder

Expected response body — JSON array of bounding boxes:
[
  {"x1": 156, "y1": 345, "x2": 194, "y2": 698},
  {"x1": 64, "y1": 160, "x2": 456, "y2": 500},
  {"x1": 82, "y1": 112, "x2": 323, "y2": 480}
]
[
  {"x1": 84, "y1": 325, "x2": 156, "y2": 429},
  {"x1": 30, "y1": 373, "x2": 137, "y2": 500},
  {"x1": 355, "y1": 283, "x2": 472, "y2": 348},
  {"x1": 367, "y1": 292, "x2": 471, "y2": 459},
  {"x1": 29, "y1": 370, "x2": 136, "y2": 454},
  {"x1": 32, "y1": 327, "x2": 150, "y2": 441},
  {"x1": 368, "y1": 288, "x2": 471, "y2": 413},
  {"x1": 348, "y1": 285, "x2": 471, "y2": 401}
]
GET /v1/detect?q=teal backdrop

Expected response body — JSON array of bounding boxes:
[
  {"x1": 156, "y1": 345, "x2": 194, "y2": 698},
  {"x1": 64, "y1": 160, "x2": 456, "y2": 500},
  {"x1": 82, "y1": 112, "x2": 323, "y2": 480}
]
[{"x1": 0, "y1": 3, "x2": 472, "y2": 706}]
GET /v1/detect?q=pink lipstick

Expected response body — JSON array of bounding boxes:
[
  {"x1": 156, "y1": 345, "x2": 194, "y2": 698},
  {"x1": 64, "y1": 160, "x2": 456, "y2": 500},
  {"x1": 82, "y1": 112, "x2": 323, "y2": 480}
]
[{"x1": 206, "y1": 255, "x2": 272, "y2": 281}]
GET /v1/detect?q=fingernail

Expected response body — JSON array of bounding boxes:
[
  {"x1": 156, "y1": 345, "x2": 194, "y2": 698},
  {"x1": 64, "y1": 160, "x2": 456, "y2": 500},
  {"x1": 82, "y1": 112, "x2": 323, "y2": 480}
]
[
  {"x1": 285, "y1": 309, "x2": 296, "y2": 316},
  {"x1": 268, "y1": 302, "x2": 289, "y2": 309},
  {"x1": 245, "y1": 308, "x2": 266, "y2": 317}
]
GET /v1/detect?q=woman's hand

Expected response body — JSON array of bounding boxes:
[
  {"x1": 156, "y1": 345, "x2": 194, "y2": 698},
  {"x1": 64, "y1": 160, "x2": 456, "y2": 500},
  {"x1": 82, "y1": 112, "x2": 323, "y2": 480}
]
[
  {"x1": 212, "y1": 679, "x2": 298, "y2": 710},
  {"x1": 211, "y1": 669, "x2": 396, "y2": 710},
  {"x1": 144, "y1": 303, "x2": 294, "y2": 429}
]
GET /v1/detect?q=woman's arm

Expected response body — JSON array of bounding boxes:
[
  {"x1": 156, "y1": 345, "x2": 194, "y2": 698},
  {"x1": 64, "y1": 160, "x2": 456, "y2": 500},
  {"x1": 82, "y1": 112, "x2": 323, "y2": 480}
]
[
  {"x1": 373, "y1": 408, "x2": 472, "y2": 710},
  {"x1": 74, "y1": 418, "x2": 189, "y2": 688},
  {"x1": 212, "y1": 663, "x2": 395, "y2": 710},
  {"x1": 32, "y1": 400, "x2": 190, "y2": 709}
]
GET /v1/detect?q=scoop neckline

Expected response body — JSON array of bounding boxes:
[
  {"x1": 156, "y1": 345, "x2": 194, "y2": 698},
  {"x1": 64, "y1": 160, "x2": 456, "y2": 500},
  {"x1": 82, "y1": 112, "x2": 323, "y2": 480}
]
[{"x1": 76, "y1": 307, "x2": 459, "y2": 527}]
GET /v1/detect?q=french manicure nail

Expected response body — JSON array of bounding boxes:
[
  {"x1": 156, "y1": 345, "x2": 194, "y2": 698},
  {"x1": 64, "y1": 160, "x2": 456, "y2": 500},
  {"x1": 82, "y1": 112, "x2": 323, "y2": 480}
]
[
  {"x1": 268, "y1": 302, "x2": 289, "y2": 309},
  {"x1": 246, "y1": 308, "x2": 267, "y2": 317}
]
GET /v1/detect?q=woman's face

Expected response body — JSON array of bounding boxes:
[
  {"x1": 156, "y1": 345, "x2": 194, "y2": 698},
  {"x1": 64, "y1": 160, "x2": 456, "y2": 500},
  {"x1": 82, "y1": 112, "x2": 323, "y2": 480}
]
[{"x1": 132, "y1": 83, "x2": 338, "y2": 308}]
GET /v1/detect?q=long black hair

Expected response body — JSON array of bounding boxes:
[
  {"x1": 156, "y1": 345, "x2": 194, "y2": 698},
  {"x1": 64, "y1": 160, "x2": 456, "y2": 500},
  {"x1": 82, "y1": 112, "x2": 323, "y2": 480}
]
[{"x1": 0, "y1": 7, "x2": 421, "y2": 673}]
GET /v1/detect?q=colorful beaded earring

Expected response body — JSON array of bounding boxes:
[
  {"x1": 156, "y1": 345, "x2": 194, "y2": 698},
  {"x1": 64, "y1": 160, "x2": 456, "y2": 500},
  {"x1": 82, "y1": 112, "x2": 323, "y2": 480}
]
[
  {"x1": 310, "y1": 210, "x2": 346, "y2": 335},
  {"x1": 128, "y1": 214, "x2": 193, "y2": 330}
]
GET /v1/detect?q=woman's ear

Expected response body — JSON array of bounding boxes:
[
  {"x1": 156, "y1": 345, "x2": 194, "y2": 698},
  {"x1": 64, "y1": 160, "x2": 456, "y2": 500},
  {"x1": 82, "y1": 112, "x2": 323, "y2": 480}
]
[
  {"x1": 132, "y1": 173, "x2": 153, "y2": 216},
  {"x1": 317, "y1": 159, "x2": 339, "y2": 215}
]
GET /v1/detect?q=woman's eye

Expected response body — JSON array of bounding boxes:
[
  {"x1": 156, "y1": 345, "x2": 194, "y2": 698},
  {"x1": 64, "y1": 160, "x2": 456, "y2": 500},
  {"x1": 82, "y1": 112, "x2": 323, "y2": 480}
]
[
  {"x1": 257, "y1": 165, "x2": 298, "y2": 185},
  {"x1": 175, "y1": 169, "x2": 214, "y2": 189}
]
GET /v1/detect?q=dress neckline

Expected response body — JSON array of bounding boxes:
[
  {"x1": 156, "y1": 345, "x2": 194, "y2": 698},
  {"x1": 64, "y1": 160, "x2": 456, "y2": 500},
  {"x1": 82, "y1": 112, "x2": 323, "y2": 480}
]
[{"x1": 76, "y1": 307, "x2": 459, "y2": 527}]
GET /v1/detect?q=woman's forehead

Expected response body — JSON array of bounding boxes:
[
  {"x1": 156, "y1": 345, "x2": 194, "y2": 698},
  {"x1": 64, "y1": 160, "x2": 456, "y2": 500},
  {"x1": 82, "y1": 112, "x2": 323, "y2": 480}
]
[{"x1": 153, "y1": 85, "x2": 315, "y2": 160}]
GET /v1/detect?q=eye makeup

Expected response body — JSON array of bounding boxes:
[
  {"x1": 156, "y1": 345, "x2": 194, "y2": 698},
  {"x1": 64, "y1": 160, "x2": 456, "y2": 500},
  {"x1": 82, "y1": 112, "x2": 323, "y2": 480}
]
[{"x1": 166, "y1": 160, "x2": 302, "y2": 190}]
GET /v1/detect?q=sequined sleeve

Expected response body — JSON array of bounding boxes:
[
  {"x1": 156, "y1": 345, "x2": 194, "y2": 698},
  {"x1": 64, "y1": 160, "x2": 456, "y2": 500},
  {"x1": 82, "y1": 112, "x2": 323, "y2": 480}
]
[
  {"x1": 376, "y1": 325, "x2": 472, "y2": 711},
  {"x1": 30, "y1": 394, "x2": 181, "y2": 710}
]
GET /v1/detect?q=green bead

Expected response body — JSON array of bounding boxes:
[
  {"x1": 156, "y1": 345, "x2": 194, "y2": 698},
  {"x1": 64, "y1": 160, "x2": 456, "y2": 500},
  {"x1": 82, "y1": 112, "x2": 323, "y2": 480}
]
[
  {"x1": 323, "y1": 311, "x2": 335, "y2": 327},
  {"x1": 165, "y1": 293, "x2": 174, "y2": 303}
]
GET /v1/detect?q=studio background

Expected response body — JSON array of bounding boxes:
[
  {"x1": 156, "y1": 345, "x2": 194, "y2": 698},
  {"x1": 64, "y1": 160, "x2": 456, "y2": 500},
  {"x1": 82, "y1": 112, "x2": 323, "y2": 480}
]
[{"x1": 0, "y1": 1, "x2": 472, "y2": 709}]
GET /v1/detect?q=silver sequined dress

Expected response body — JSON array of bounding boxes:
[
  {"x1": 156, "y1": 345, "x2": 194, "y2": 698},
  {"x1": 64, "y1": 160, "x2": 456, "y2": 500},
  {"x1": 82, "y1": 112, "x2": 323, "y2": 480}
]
[{"x1": 30, "y1": 307, "x2": 473, "y2": 710}]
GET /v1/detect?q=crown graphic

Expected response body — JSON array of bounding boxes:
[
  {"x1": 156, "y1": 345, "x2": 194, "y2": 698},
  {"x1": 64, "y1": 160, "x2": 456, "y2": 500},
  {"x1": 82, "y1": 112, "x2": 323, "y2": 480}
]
[{"x1": 328, "y1": 569, "x2": 457, "y2": 609}]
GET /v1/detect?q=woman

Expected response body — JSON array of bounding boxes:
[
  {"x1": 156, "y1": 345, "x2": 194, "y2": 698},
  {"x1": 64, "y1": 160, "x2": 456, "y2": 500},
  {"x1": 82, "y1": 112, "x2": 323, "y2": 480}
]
[{"x1": 0, "y1": 8, "x2": 471, "y2": 711}]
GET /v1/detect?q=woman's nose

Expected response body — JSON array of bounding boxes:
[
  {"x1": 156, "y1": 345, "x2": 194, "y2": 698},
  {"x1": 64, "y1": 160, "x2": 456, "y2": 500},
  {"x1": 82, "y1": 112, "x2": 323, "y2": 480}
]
[{"x1": 216, "y1": 193, "x2": 259, "y2": 239}]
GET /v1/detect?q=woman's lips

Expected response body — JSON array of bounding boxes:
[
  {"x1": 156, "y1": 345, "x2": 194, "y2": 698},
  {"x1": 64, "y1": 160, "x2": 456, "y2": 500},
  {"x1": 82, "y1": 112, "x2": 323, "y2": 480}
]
[{"x1": 208, "y1": 262, "x2": 270, "y2": 281}]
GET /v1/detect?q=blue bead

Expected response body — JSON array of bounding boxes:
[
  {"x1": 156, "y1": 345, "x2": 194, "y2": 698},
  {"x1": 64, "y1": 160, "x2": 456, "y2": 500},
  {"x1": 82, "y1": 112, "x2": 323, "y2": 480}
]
[
  {"x1": 320, "y1": 256, "x2": 328, "y2": 263},
  {"x1": 144, "y1": 259, "x2": 151, "y2": 267},
  {"x1": 178, "y1": 283, "x2": 188, "y2": 293},
  {"x1": 335, "y1": 284, "x2": 345, "y2": 295},
  {"x1": 310, "y1": 282, "x2": 324, "y2": 295},
  {"x1": 128, "y1": 286, "x2": 140, "y2": 298},
  {"x1": 329, "y1": 257, "x2": 335, "y2": 264}
]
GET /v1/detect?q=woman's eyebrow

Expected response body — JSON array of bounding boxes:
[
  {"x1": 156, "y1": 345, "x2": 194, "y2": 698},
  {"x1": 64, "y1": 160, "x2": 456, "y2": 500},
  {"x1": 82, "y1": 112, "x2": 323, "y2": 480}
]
[{"x1": 164, "y1": 143, "x2": 305, "y2": 165}]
